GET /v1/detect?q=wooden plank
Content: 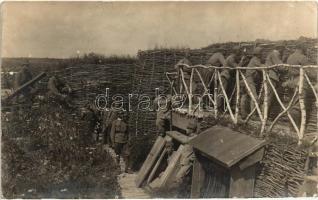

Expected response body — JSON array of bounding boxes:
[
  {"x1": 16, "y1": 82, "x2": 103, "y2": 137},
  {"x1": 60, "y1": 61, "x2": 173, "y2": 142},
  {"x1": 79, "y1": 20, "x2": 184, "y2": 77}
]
[
  {"x1": 149, "y1": 145, "x2": 184, "y2": 189},
  {"x1": 158, "y1": 145, "x2": 184, "y2": 188},
  {"x1": 229, "y1": 165, "x2": 255, "y2": 198},
  {"x1": 147, "y1": 148, "x2": 167, "y2": 184},
  {"x1": 191, "y1": 159, "x2": 205, "y2": 198},
  {"x1": 189, "y1": 126, "x2": 267, "y2": 168},
  {"x1": 135, "y1": 136, "x2": 167, "y2": 187},
  {"x1": 166, "y1": 131, "x2": 195, "y2": 144},
  {"x1": 4, "y1": 72, "x2": 46, "y2": 102}
]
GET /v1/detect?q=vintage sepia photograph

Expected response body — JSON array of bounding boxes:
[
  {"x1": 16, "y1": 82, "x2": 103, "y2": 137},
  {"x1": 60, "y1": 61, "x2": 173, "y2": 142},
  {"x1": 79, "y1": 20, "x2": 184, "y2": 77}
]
[{"x1": 1, "y1": 1, "x2": 317, "y2": 198}]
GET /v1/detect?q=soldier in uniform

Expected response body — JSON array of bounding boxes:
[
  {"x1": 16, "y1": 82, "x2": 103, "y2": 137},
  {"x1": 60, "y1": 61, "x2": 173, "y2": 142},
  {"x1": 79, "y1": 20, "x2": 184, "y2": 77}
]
[
  {"x1": 80, "y1": 102, "x2": 99, "y2": 143},
  {"x1": 282, "y1": 44, "x2": 310, "y2": 125},
  {"x1": 101, "y1": 109, "x2": 118, "y2": 144},
  {"x1": 282, "y1": 44, "x2": 310, "y2": 88},
  {"x1": 264, "y1": 46, "x2": 285, "y2": 112},
  {"x1": 203, "y1": 50, "x2": 227, "y2": 108},
  {"x1": 223, "y1": 46, "x2": 244, "y2": 92},
  {"x1": 14, "y1": 62, "x2": 36, "y2": 104},
  {"x1": 240, "y1": 47, "x2": 265, "y2": 118},
  {"x1": 47, "y1": 75, "x2": 73, "y2": 108},
  {"x1": 110, "y1": 112, "x2": 131, "y2": 172},
  {"x1": 206, "y1": 50, "x2": 227, "y2": 85}
]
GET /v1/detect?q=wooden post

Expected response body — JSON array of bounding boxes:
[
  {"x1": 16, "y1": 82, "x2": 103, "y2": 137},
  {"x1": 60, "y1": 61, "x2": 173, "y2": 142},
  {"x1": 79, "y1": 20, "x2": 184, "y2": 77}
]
[
  {"x1": 189, "y1": 68, "x2": 194, "y2": 113},
  {"x1": 261, "y1": 70, "x2": 268, "y2": 136},
  {"x1": 214, "y1": 69, "x2": 218, "y2": 118},
  {"x1": 235, "y1": 70, "x2": 240, "y2": 124},
  {"x1": 299, "y1": 68, "x2": 306, "y2": 141}
]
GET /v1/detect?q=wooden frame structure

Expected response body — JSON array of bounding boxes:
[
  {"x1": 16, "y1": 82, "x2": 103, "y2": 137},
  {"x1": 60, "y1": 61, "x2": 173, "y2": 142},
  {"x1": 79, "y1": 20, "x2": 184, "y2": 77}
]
[{"x1": 166, "y1": 63, "x2": 318, "y2": 142}]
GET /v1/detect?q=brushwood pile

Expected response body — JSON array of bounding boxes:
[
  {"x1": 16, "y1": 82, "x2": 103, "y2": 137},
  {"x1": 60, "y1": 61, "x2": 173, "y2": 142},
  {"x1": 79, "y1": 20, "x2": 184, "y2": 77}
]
[{"x1": 1, "y1": 102, "x2": 121, "y2": 198}]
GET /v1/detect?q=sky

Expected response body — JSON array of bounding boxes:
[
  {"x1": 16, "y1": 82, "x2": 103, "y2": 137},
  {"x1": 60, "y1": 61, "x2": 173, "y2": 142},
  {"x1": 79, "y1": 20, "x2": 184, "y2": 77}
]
[{"x1": 1, "y1": 1, "x2": 317, "y2": 58}]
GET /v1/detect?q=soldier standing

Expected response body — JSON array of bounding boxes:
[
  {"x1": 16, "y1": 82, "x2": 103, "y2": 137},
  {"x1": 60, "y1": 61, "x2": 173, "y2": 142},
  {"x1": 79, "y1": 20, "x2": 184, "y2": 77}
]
[
  {"x1": 240, "y1": 47, "x2": 265, "y2": 118},
  {"x1": 264, "y1": 46, "x2": 285, "y2": 112},
  {"x1": 223, "y1": 46, "x2": 244, "y2": 91},
  {"x1": 101, "y1": 109, "x2": 118, "y2": 144},
  {"x1": 80, "y1": 102, "x2": 99, "y2": 144},
  {"x1": 283, "y1": 44, "x2": 309, "y2": 88},
  {"x1": 204, "y1": 50, "x2": 227, "y2": 108},
  {"x1": 206, "y1": 51, "x2": 227, "y2": 85},
  {"x1": 282, "y1": 44, "x2": 310, "y2": 125},
  {"x1": 110, "y1": 112, "x2": 131, "y2": 172}
]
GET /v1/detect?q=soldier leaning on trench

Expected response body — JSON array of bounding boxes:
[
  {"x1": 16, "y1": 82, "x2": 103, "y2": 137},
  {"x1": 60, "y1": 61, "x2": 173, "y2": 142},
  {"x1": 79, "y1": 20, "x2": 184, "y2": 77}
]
[{"x1": 101, "y1": 108, "x2": 118, "y2": 144}]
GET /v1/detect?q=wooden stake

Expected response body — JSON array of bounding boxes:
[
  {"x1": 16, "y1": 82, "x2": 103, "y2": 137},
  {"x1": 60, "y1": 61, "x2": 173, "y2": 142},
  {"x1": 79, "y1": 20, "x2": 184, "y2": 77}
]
[
  {"x1": 214, "y1": 69, "x2": 218, "y2": 118},
  {"x1": 189, "y1": 68, "x2": 194, "y2": 113},
  {"x1": 235, "y1": 70, "x2": 240, "y2": 123},
  {"x1": 261, "y1": 70, "x2": 269, "y2": 136},
  {"x1": 298, "y1": 68, "x2": 306, "y2": 141}
]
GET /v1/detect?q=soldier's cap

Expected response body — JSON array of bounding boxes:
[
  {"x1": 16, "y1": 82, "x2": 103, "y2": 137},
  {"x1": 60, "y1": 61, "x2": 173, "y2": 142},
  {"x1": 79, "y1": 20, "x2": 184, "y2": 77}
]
[
  {"x1": 275, "y1": 45, "x2": 286, "y2": 51},
  {"x1": 252, "y1": 47, "x2": 263, "y2": 55},
  {"x1": 233, "y1": 46, "x2": 241, "y2": 51},
  {"x1": 295, "y1": 43, "x2": 307, "y2": 51}
]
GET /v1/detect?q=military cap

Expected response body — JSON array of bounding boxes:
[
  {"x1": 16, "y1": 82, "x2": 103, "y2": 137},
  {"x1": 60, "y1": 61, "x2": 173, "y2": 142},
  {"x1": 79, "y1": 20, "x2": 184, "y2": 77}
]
[
  {"x1": 252, "y1": 47, "x2": 263, "y2": 55},
  {"x1": 233, "y1": 46, "x2": 241, "y2": 51},
  {"x1": 295, "y1": 43, "x2": 307, "y2": 53}
]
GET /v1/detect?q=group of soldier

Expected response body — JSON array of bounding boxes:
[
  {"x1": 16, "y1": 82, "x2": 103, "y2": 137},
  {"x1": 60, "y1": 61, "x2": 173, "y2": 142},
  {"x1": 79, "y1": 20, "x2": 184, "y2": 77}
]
[
  {"x1": 13, "y1": 62, "x2": 132, "y2": 173},
  {"x1": 175, "y1": 43, "x2": 314, "y2": 122}
]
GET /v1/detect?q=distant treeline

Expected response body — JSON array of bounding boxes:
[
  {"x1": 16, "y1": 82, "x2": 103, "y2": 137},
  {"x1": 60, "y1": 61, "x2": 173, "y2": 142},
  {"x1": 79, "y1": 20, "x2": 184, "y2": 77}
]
[{"x1": 1, "y1": 53, "x2": 137, "y2": 73}]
